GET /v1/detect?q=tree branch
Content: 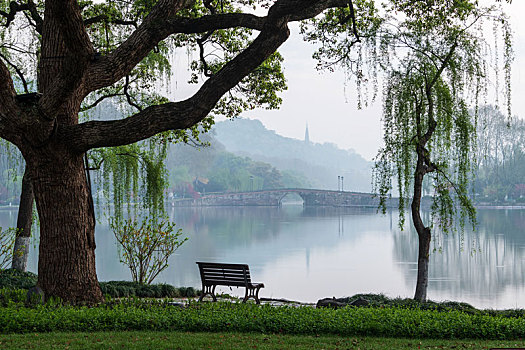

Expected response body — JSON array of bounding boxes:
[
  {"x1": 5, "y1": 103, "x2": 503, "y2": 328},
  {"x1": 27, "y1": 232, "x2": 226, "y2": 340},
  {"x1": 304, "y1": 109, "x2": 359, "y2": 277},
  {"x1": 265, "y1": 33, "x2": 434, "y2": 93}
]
[
  {"x1": 61, "y1": 19, "x2": 292, "y2": 150},
  {"x1": 37, "y1": 0, "x2": 95, "y2": 117},
  {"x1": 84, "y1": 0, "x2": 347, "y2": 93},
  {"x1": 0, "y1": 58, "x2": 20, "y2": 143},
  {"x1": 427, "y1": 41, "x2": 458, "y2": 94},
  {"x1": 0, "y1": 52, "x2": 29, "y2": 93},
  {"x1": 26, "y1": 0, "x2": 43, "y2": 34},
  {"x1": 59, "y1": 0, "x2": 348, "y2": 151},
  {"x1": 339, "y1": 1, "x2": 360, "y2": 42},
  {"x1": 84, "y1": 15, "x2": 138, "y2": 29},
  {"x1": 84, "y1": 0, "x2": 196, "y2": 93},
  {"x1": 415, "y1": 42, "x2": 458, "y2": 150},
  {"x1": 196, "y1": 31, "x2": 215, "y2": 77},
  {"x1": 0, "y1": 58, "x2": 17, "y2": 109},
  {"x1": 124, "y1": 75, "x2": 143, "y2": 112},
  {"x1": 0, "y1": 0, "x2": 43, "y2": 33},
  {"x1": 433, "y1": 165, "x2": 463, "y2": 199},
  {"x1": 80, "y1": 93, "x2": 125, "y2": 112},
  {"x1": 203, "y1": 0, "x2": 217, "y2": 15},
  {"x1": 84, "y1": 14, "x2": 263, "y2": 93},
  {"x1": 0, "y1": 1, "x2": 30, "y2": 28}
]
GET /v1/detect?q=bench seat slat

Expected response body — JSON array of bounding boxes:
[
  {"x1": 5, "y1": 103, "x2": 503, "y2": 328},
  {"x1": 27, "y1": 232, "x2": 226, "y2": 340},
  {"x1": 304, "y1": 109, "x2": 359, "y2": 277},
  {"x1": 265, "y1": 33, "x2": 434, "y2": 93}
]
[
  {"x1": 201, "y1": 269, "x2": 250, "y2": 276},
  {"x1": 202, "y1": 271, "x2": 249, "y2": 277},
  {"x1": 204, "y1": 275, "x2": 251, "y2": 283},
  {"x1": 198, "y1": 262, "x2": 249, "y2": 269},
  {"x1": 201, "y1": 270, "x2": 249, "y2": 276},
  {"x1": 203, "y1": 276, "x2": 248, "y2": 282},
  {"x1": 204, "y1": 280, "x2": 247, "y2": 287},
  {"x1": 202, "y1": 266, "x2": 248, "y2": 271}
]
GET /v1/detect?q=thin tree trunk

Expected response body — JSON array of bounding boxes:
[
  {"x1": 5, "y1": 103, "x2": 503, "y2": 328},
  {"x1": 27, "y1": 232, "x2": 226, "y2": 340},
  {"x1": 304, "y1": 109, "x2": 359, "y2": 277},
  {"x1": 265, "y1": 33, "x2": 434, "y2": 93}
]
[
  {"x1": 413, "y1": 225, "x2": 431, "y2": 301},
  {"x1": 31, "y1": 151, "x2": 102, "y2": 304},
  {"x1": 11, "y1": 166, "x2": 34, "y2": 271},
  {"x1": 412, "y1": 151, "x2": 431, "y2": 302},
  {"x1": 411, "y1": 76, "x2": 441, "y2": 302}
]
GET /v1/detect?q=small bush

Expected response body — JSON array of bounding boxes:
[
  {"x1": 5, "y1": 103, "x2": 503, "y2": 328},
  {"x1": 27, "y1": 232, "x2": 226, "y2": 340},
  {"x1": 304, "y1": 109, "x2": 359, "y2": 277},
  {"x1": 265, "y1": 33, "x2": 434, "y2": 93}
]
[
  {"x1": 111, "y1": 218, "x2": 187, "y2": 285},
  {"x1": 99, "y1": 281, "x2": 197, "y2": 299},
  {"x1": 0, "y1": 269, "x2": 37, "y2": 290},
  {"x1": 178, "y1": 286, "x2": 197, "y2": 298},
  {"x1": 0, "y1": 273, "x2": 195, "y2": 300},
  {"x1": 160, "y1": 284, "x2": 178, "y2": 297},
  {"x1": 334, "y1": 293, "x2": 478, "y2": 313},
  {"x1": 0, "y1": 288, "x2": 26, "y2": 307}
]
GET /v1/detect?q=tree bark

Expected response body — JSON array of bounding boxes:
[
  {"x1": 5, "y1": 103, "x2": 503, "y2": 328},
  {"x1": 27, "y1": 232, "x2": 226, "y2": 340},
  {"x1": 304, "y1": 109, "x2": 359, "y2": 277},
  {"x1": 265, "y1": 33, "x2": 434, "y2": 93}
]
[
  {"x1": 29, "y1": 148, "x2": 102, "y2": 304},
  {"x1": 413, "y1": 225, "x2": 431, "y2": 301},
  {"x1": 11, "y1": 166, "x2": 34, "y2": 272},
  {"x1": 412, "y1": 149, "x2": 431, "y2": 302}
]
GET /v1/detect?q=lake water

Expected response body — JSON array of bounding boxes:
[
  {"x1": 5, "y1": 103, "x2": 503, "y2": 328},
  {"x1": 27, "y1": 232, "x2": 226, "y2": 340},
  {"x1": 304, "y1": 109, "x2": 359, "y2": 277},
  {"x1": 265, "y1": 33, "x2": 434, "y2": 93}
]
[{"x1": 1, "y1": 205, "x2": 525, "y2": 309}]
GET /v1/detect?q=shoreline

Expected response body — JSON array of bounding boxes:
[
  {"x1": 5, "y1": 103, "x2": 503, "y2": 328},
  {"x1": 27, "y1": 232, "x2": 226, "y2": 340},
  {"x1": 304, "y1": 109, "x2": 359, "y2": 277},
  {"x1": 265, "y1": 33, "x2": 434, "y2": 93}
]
[{"x1": 4, "y1": 203, "x2": 525, "y2": 210}]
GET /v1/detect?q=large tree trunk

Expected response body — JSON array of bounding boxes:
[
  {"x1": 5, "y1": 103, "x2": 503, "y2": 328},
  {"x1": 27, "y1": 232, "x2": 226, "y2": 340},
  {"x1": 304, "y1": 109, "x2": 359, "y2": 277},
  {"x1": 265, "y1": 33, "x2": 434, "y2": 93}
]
[
  {"x1": 11, "y1": 166, "x2": 34, "y2": 271},
  {"x1": 29, "y1": 149, "x2": 102, "y2": 304}
]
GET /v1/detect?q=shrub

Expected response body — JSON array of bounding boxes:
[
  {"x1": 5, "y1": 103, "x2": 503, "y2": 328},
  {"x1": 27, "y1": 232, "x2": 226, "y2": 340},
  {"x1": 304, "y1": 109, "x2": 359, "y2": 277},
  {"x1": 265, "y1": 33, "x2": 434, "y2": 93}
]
[
  {"x1": 0, "y1": 269, "x2": 37, "y2": 289},
  {"x1": 98, "y1": 281, "x2": 195, "y2": 299},
  {"x1": 178, "y1": 287, "x2": 197, "y2": 298},
  {"x1": 334, "y1": 293, "x2": 478, "y2": 313},
  {"x1": 0, "y1": 288, "x2": 26, "y2": 307},
  {"x1": 1, "y1": 301, "x2": 525, "y2": 339},
  {"x1": 111, "y1": 218, "x2": 187, "y2": 285}
]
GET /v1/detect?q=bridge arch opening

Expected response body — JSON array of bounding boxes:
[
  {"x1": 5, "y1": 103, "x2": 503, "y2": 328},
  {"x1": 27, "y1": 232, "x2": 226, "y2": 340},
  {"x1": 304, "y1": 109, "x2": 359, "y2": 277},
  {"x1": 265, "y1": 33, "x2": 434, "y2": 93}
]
[{"x1": 279, "y1": 192, "x2": 304, "y2": 206}]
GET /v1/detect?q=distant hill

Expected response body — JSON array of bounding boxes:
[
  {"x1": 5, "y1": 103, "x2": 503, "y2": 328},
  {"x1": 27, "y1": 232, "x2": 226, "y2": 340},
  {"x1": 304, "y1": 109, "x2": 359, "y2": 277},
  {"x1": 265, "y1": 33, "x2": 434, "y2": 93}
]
[{"x1": 213, "y1": 118, "x2": 372, "y2": 192}]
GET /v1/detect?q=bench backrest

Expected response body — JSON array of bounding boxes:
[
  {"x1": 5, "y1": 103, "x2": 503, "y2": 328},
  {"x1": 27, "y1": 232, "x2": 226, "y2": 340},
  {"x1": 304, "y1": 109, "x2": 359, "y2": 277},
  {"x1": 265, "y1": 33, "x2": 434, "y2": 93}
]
[{"x1": 196, "y1": 262, "x2": 252, "y2": 287}]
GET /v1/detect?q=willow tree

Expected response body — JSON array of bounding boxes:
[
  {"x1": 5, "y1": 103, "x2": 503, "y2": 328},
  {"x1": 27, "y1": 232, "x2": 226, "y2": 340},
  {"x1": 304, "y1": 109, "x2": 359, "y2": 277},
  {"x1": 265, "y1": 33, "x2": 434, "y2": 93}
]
[
  {"x1": 305, "y1": 0, "x2": 512, "y2": 301},
  {"x1": 0, "y1": 0, "x2": 356, "y2": 304}
]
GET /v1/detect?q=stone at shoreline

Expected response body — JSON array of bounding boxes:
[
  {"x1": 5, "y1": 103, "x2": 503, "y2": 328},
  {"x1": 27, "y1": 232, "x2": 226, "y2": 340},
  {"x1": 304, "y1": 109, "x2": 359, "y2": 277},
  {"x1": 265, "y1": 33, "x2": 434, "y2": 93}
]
[
  {"x1": 316, "y1": 297, "x2": 369, "y2": 309},
  {"x1": 167, "y1": 302, "x2": 185, "y2": 308},
  {"x1": 27, "y1": 286, "x2": 44, "y2": 305},
  {"x1": 351, "y1": 297, "x2": 370, "y2": 307}
]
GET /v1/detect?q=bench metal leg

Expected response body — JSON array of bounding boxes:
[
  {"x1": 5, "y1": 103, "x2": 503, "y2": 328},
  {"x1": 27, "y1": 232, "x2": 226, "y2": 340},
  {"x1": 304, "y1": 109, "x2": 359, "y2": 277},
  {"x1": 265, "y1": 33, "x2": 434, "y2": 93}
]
[
  {"x1": 242, "y1": 286, "x2": 262, "y2": 304},
  {"x1": 199, "y1": 284, "x2": 217, "y2": 302},
  {"x1": 254, "y1": 286, "x2": 261, "y2": 304}
]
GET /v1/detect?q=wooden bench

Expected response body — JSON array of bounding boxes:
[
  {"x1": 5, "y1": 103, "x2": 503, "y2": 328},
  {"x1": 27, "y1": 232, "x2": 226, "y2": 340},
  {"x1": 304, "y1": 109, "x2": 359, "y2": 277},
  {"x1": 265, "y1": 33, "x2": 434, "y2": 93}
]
[{"x1": 196, "y1": 262, "x2": 265, "y2": 304}]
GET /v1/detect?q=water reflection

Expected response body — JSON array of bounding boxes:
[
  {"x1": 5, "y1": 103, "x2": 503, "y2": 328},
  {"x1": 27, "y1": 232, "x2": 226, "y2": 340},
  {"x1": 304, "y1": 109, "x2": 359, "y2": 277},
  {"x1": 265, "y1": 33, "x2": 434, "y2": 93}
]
[
  {"x1": 1, "y1": 206, "x2": 525, "y2": 308},
  {"x1": 392, "y1": 209, "x2": 525, "y2": 308}
]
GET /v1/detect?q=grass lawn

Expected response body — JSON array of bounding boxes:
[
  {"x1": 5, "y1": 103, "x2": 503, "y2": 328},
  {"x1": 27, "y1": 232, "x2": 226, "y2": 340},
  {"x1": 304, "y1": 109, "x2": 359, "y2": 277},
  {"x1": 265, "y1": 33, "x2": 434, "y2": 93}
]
[{"x1": 1, "y1": 331, "x2": 525, "y2": 349}]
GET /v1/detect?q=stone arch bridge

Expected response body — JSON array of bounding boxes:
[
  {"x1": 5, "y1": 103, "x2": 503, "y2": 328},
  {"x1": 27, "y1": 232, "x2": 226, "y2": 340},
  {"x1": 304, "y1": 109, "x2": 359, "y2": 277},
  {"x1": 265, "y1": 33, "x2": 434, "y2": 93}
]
[{"x1": 172, "y1": 188, "x2": 396, "y2": 207}]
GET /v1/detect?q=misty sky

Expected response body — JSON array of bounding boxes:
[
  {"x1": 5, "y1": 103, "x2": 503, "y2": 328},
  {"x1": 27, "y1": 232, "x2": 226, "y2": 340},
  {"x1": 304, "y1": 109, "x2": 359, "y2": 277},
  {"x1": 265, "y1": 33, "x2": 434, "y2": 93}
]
[{"x1": 171, "y1": 1, "x2": 524, "y2": 161}]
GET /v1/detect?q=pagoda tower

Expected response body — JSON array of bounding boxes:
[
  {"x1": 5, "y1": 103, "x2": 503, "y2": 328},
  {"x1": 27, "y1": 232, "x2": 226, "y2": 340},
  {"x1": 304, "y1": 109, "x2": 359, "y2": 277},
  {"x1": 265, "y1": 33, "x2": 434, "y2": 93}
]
[{"x1": 304, "y1": 123, "x2": 310, "y2": 144}]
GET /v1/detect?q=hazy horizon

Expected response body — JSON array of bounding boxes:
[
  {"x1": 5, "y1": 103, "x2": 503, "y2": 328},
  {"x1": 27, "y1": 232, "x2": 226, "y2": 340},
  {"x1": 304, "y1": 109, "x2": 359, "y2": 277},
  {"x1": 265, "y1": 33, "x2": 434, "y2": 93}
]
[
  {"x1": 166, "y1": 1, "x2": 524, "y2": 162},
  {"x1": 240, "y1": 0, "x2": 525, "y2": 161}
]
